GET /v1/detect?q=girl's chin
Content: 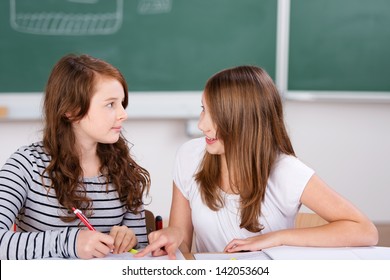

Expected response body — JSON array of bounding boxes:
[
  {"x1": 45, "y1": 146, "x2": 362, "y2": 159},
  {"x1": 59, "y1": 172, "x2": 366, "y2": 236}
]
[{"x1": 205, "y1": 147, "x2": 224, "y2": 155}]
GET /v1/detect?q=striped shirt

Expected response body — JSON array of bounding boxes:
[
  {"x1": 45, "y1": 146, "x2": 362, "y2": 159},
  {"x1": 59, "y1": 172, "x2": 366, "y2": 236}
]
[{"x1": 0, "y1": 142, "x2": 148, "y2": 260}]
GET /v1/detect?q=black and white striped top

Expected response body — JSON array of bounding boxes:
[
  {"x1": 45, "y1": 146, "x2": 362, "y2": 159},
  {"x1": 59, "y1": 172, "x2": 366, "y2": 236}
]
[{"x1": 0, "y1": 142, "x2": 148, "y2": 260}]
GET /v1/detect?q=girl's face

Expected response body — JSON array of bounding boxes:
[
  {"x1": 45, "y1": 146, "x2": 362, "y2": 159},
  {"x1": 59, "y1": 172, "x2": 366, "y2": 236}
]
[
  {"x1": 72, "y1": 76, "x2": 128, "y2": 149},
  {"x1": 198, "y1": 93, "x2": 225, "y2": 155}
]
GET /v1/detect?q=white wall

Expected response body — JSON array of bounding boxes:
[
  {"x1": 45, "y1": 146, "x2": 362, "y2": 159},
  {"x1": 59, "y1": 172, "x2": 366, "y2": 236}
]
[
  {"x1": 1, "y1": 99, "x2": 390, "y2": 223},
  {"x1": 284, "y1": 101, "x2": 390, "y2": 223}
]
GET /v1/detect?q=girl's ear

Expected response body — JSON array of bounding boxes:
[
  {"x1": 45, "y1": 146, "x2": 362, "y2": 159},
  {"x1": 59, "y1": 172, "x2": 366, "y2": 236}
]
[
  {"x1": 64, "y1": 112, "x2": 78, "y2": 123},
  {"x1": 64, "y1": 108, "x2": 81, "y2": 122},
  {"x1": 64, "y1": 112, "x2": 73, "y2": 121}
]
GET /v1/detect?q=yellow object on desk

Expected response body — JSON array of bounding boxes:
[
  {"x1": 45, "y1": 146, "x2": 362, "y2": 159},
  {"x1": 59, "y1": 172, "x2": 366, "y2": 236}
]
[{"x1": 129, "y1": 249, "x2": 138, "y2": 254}]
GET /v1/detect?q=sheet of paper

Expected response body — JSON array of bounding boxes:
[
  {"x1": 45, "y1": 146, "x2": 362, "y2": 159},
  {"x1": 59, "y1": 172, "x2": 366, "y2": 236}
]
[
  {"x1": 350, "y1": 246, "x2": 390, "y2": 260},
  {"x1": 194, "y1": 246, "x2": 390, "y2": 260},
  {"x1": 263, "y1": 246, "x2": 360, "y2": 260},
  {"x1": 194, "y1": 251, "x2": 271, "y2": 260},
  {"x1": 103, "y1": 249, "x2": 185, "y2": 260}
]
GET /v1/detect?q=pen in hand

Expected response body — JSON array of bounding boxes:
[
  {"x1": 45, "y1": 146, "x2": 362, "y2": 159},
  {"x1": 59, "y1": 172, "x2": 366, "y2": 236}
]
[
  {"x1": 72, "y1": 207, "x2": 96, "y2": 231},
  {"x1": 72, "y1": 207, "x2": 117, "y2": 258}
]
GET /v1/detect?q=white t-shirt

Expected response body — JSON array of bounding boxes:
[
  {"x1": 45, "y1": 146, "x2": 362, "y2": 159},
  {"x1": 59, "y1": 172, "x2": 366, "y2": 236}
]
[{"x1": 173, "y1": 137, "x2": 315, "y2": 253}]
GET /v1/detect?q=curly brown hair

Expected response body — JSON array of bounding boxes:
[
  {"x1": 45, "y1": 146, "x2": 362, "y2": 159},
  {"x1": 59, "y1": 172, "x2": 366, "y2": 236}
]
[{"x1": 43, "y1": 54, "x2": 150, "y2": 221}]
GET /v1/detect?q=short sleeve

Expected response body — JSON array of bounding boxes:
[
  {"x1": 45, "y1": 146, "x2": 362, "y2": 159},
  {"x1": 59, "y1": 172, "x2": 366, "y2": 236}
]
[{"x1": 267, "y1": 154, "x2": 315, "y2": 213}]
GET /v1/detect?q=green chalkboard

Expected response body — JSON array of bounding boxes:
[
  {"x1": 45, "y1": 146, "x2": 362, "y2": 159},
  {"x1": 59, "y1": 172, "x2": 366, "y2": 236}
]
[
  {"x1": 0, "y1": 0, "x2": 277, "y2": 93},
  {"x1": 288, "y1": 0, "x2": 390, "y2": 93}
]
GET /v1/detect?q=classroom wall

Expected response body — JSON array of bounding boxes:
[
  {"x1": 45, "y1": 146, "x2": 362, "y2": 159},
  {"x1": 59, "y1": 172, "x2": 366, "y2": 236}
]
[{"x1": 1, "y1": 100, "x2": 390, "y2": 223}]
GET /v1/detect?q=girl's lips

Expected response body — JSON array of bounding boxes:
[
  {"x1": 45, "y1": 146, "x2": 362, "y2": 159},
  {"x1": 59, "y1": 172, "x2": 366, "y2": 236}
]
[{"x1": 205, "y1": 136, "x2": 217, "y2": 145}]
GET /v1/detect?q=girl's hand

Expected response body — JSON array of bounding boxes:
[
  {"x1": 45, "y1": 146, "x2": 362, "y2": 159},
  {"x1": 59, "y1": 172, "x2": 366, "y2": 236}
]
[
  {"x1": 134, "y1": 227, "x2": 184, "y2": 260},
  {"x1": 109, "y1": 225, "x2": 138, "y2": 254},
  {"x1": 224, "y1": 232, "x2": 281, "y2": 253},
  {"x1": 76, "y1": 230, "x2": 114, "y2": 259}
]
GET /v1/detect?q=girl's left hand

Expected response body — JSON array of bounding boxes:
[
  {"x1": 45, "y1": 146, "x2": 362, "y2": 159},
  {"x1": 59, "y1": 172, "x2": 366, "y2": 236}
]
[
  {"x1": 109, "y1": 225, "x2": 138, "y2": 254},
  {"x1": 224, "y1": 232, "x2": 281, "y2": 253}
]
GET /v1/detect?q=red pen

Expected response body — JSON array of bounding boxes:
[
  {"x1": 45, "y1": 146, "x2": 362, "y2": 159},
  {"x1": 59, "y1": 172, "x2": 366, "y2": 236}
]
[
  {"x1": 155, "y1": 215, "x2": 163, "y2": 230},
  {"x1": 72, "y1": 207, "x2": 96, "y2": 231}
]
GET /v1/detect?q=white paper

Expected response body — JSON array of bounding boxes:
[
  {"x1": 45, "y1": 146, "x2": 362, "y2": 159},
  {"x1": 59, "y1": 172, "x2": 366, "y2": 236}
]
[
  {"x1": 263, "y1": 246, "x2": 359, "y2": 260},
  {"x1": 350, "y1": 246, "x2": 390, "y2": 260},
  {"x1": 263, "y1": 246, "x2": 390, "y2": 260},
  {"x1": 102, "y1": 249, "x2": 186, "y2": 260},
  {"x1": 45, "y1": 249, "x2": 185, "y2": 260},
  {"x1": 194, "y1": 251, "x2": 271, "y2": 260},
  {"x1": 193, "y1": 246, "x2": 390, "y2": 260}
]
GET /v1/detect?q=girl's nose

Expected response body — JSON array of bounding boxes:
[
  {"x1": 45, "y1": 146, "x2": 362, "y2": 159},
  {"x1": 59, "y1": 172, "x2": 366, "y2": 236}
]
[
  {"x1": 118, "y1": 106, "x2": 128, "y2": 120},
  {"x1": 198, "y1": 115, "x2": 205, "y2": 132}
]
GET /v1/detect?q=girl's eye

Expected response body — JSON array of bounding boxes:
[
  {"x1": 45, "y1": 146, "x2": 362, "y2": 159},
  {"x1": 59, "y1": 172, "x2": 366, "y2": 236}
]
[
  {"x1": 107, "y1": 102, "x2": 114, "y2": 108},
  {"x1": 201, "y1": 105, "x2": 205, "y2": 112}
]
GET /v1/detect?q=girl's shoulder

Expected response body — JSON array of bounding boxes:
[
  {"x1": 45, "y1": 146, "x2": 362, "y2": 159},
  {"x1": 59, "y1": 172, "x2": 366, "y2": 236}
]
[
  {"x1": 15, "y1": 141, "x2": 44, "y2": 152},
  {"x1": 273, "y1": 153, "x2": 312, "y2": 171},
  {"x1": 17, "y1": 141, "x2": 46, "y2": 154},
  {"x1": 270, "y1": 153, "x2": 315, "y2": 189},
  {"x1": 11, "y1": 141, "x2": 50, "y2": 164}
]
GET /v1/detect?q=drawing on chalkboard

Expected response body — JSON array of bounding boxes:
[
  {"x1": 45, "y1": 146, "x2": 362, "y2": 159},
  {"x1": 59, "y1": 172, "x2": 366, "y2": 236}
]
[
  {"x1": 137, "y1": 0, "x2": 172, "y2": 15},
  {"x1": 9, "y1": 0, "x2": 123, "y2": 35}
]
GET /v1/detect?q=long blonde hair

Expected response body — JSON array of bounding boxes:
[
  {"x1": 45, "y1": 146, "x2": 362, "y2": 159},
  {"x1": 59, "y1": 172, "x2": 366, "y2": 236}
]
[{"x1": 195, "y1": 66, "x2": 295, "y2": 232}]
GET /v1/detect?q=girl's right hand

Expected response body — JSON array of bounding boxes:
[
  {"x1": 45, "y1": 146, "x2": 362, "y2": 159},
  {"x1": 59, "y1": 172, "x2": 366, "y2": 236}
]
[
  {"x1": 76, "y1": 230, "x2": 115, "y2": 259},
  {"x1": 134, "y1": 227, "x2": 184, "y2": 260}
]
